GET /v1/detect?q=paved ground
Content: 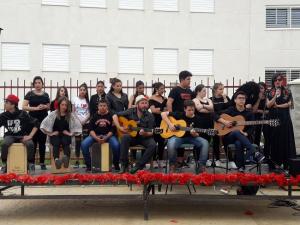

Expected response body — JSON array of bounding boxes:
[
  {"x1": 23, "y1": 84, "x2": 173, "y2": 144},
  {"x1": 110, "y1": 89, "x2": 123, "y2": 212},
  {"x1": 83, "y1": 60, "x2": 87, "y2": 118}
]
[{"x1": 0, "y1": 183, "x2": 299, "y2": 225}]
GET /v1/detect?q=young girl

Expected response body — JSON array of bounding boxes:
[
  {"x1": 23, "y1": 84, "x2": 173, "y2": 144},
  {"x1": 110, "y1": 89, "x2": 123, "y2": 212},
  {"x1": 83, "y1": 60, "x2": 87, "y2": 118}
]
[
  {"x1": 72, "y1": 83, "x2": 90, "y2": 168},
  {"x1": 41, "y1": 97, "x2": 82, "y2": 169},
  {"x1": 128, "y1": 80, "x2": 147, "y2": 108},
  {"x1": 149, "y1": 82, "x2": 167, "y2": 168},
  {"x1": 50, "y1": 86, "x2": 69, "y2": 111},
  {"x1": 210, "y1": 83, "x2": 231, "y2": 166},
  {"x1": 105, "y1": 78, "x2": 129, "y2": 115},
  {"x1": 23, "y1": 76, "x2": 50, "y2": 170}
]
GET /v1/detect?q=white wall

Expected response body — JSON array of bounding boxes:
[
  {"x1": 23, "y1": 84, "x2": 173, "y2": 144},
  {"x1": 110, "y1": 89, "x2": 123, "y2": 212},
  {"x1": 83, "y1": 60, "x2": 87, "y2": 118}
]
[{"x1": 0, "y1": 0, "x2": 300, "y2": 86}]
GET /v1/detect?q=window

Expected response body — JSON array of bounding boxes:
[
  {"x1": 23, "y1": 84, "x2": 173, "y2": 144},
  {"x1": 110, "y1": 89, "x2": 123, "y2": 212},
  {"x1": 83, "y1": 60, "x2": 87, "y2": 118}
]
[
  {"x1": 265, "y1": 68, "x2": 300, "y2": 86},
  {"x1": 119, "y1": 0, "x2": 144, "y2": 10},
  {"x1": 80, "y1": 46, "x2": 106, "y2": 73},
  {"x1": 1, "y1": 43, "x2": 30, "y2": 71},
  {"x1": 80, "y1": 0, "x2": 106, "y2": 8},
  {"x1": 266, "y1": 6, "x2": 300, "y2": 28},
  {"x1": 190, "y1": 0, "x2": 214, "y2": 13},
  {"x1": 119, "y1": 47, "x2": 144, "y2": 74},
  {"x1": 153, "y1": 49, "x2": 178, "y2": 75},
  {"x1": 42, "y1": 0, "x2": 69, "y2": 6},
  {"x1": 43, "y1": 44, "x2": 69, "y2": 72},
  {"x1": 153, "y1": 0, "x2": 178, "y2": 12},
  {"x1": 189, "y1": 50, "x2": 213, "y2": 75}
]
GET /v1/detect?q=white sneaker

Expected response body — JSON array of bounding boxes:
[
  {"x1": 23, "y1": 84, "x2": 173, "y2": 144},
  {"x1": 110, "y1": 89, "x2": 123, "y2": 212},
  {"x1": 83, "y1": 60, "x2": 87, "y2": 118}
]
[
  {"x1": 215, "y1": 160, "x2": 222, "y2": 167},
  {"x1": 228, "y1": 161, "x2": 237, "y2": 169},
  {"x1": 206, "y1": 160, "x2": 212, "y2": 167}
]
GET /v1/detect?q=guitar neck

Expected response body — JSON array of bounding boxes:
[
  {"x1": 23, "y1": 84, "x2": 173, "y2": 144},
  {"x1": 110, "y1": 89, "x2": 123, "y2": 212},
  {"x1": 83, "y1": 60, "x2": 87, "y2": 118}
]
[
  {"x1": 180, "y1": 127, "x2": 209, "y2": 134},
  {"x1": 239, "y1": 120, "x2": 270, "y2": 126}
]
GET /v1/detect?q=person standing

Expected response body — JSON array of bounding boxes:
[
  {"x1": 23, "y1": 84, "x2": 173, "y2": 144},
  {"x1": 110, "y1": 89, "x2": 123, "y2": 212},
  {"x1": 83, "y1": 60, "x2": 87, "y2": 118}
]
[
  {"x1": 90, "y1": 81, "x2": 106, "y2": 116},
  {"x1": 22, "y1": 76, "x2": 50, "y2": 170}
]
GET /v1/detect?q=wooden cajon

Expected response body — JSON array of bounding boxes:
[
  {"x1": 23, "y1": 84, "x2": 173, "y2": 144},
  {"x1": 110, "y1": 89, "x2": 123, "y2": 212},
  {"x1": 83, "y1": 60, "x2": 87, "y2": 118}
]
[
  {"x1": 7, "y1": 143, "x2": 27, "y2": 175},
  {"x1": 50, "y1": 145, "x2": 71, "y2": 174},
  {"x1": 91, "y1": 143, "x2": 112, "y2": 173}
]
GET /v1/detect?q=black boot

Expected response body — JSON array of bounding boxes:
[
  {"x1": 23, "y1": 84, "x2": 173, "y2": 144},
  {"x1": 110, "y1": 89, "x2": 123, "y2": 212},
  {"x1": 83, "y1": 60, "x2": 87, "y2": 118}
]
[{"x1": 119, "y1": 164, "x2": 129, "y2": 174}]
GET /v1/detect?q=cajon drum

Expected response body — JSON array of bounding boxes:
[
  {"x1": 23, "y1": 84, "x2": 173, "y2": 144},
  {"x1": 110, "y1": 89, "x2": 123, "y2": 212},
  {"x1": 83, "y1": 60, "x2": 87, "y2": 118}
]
[
  {"x1": 91, "y1": 143, "x2": 112, "y2": 172},
  {"x1": 7, "y1": 143, "x2": 27, "y2": 175},
  {"x1": 50, "y1": 145, "x2": 72, "y2": 174}
]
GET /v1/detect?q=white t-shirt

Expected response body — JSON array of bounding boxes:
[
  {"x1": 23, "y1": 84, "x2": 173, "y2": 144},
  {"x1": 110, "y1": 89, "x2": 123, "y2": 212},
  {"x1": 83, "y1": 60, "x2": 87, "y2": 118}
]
[{"x1": 72, "y1": 96, "x2": 89, "y2": 124}]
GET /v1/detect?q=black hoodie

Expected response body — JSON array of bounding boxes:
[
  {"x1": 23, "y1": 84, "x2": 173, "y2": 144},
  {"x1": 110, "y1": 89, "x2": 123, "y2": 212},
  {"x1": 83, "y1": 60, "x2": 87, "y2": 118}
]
[{"x1": 0, "y1": 109, "x2": 39, "y2": 137}]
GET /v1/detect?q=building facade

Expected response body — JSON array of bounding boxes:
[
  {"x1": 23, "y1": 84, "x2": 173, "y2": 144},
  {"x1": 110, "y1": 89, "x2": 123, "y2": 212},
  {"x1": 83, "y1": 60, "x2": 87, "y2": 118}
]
[{"x1": 0, "y1": 0, "x2": 300, "y2": 87}]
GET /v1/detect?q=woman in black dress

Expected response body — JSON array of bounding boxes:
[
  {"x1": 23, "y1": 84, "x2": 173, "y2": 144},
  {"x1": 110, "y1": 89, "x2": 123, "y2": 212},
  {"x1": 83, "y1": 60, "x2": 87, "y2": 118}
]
[
  {"x1": 149, "y1": 82, "x2": 167, "y2": 168},
  {"x1": 266, "y1": 73, "x2": 296, "y2": 170},
  {"x1": 210, "y1": 83, "x2": 231, "y2": 166},
  {"x1": 22, "y1": 76, "x2": 50, "y2": 170}
]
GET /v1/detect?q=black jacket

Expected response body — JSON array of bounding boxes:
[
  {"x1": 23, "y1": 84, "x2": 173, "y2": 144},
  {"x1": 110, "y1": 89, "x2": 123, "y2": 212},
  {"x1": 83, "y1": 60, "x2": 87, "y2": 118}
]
[
  {"x1": 89, "y1": 93, "x2": 106, "y2": 115},
  {"x1": 0, "y1": 109, "x2": 39, "y2": 137}
]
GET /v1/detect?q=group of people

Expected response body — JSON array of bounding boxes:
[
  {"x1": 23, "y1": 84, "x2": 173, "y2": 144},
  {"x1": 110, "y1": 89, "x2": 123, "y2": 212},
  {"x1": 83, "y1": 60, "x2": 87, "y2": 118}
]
[{"x1": 0, "y1": 71, "x2": 296, "y2": 174}]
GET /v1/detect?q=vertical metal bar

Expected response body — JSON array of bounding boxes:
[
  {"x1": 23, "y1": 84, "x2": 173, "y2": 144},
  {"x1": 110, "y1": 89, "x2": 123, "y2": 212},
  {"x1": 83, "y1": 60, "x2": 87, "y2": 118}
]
[
  {"x1": 17, "y1": 78, "x2": 19, "y2": 97},
  {"x1": 21, "y1": 185, "x2": 25, "y2": 196}
]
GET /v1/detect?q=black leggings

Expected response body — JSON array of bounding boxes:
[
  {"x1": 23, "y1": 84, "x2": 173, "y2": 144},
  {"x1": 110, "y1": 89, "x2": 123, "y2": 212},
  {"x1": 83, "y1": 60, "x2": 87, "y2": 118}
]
[
  {"x1": 32, "y1": 129, "x2": 47, "y2": 164},
  {"x1": 50, "y1": 135, "x2": 71, "y2": 159}
]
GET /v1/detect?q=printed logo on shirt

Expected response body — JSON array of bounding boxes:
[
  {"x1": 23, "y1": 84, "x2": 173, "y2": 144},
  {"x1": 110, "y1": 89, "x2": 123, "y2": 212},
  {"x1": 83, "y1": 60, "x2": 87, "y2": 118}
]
[
  {"x1": 95, "y1": 119, "x2": 111, "y2": 127},
  {"x1": 180, "y1": 93, "x2": 192, "y2": 100},
  {"x1": 7, "y1": 119, "x2": 21, "y2": 134}
]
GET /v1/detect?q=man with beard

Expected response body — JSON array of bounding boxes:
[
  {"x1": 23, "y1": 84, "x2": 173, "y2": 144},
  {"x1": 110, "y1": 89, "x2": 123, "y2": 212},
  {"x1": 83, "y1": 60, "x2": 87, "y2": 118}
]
[{"x1": 113, "y1": 95, "x2": 156, "y2": 174}]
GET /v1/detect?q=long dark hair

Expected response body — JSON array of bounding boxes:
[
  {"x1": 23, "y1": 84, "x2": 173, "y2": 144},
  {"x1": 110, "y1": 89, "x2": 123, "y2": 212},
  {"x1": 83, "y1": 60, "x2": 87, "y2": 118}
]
[
  {"x1": 152, "y1": 82, "x2": 164, "y2": 95},
  {"x1": 56, "y1": 96, "x2": 72, "y2": 121},
  {"x1": 109, "y1": 78, "x2": 123, "y2": 94},
  {"x1": 212, "y1": 83, "x2": 223, "y2": 96},
  {"x1": 79, "y1": 83, "x2": 89, "y2": 104},
  {"x1": 32, "y1": 76, "x2": 44, "y2": 88},
  {"x1": 134, "y1": 80, "x2": 145, "y2": 98},
  {"x1": 55, "y1": 86, "x2": 69, "y2": 100}
]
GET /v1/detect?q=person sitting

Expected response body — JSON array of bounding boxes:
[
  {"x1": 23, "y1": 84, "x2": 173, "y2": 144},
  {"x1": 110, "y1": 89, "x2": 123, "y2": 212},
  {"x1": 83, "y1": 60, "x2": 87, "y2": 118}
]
[
  {"x1": 215, "y1": 91, "x2": 265, "y2": 172},
  {"x1": 112, "y1": 95, "x2": 156, "y2": 174},
  {"x1": 161, "y1": 100, "x2": 209, "y2": 174},
  {"x1": 0, "y1": 94, "x2": 38, "y2": 173},
  {"x1": 41, "y1": 97, "x2": 82, "y2": 169},
  {"x1": 81, "y1": 99, "x2": 120, "y2": 172}
]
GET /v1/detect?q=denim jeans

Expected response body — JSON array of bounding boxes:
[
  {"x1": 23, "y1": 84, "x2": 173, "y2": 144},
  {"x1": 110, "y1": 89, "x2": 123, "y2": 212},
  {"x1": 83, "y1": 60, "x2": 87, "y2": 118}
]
[
  {"x1": 223, "y1": 130, "x2": 254, "y2": 168},
  {"x1": 81, "y1": 135, "x2": 120, "y2": 168},
  {"x1": 167, "y1": 136, "x2": 209, "y2": 166}
]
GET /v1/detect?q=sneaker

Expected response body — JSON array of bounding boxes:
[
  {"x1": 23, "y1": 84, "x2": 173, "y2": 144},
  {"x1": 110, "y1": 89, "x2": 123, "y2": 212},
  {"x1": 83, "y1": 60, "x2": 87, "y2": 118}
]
[
  {"x1": 61, "y1": 155, "x2": 69, "y2": 168},
  {"x1": 215, "y1": 160, "x2": 222, "y2": 167},
  {"x1": 40, "y1": 163, "x2": 47, "y2": 170},
  {"x1": 181, "y1": 161, "x2": 190, "y2": 168},
  {"x1": 129, "y1": 166, "x2": 139, "y2": 174},
  {"x1": 152, "y1": 160, "x2": 159, "y2": 169},
  {"x1": 254, "y1": 152, "x2": 265, "y2": 163},
  {"x1": 206, "y1": 159, "x2": 212, "y2": 167},
  {"x1": 28, "y1": 163, "x2": 35, "y2": 174},
  {"x1": 1, "y1": 165, "x2": 7, "y2": 174},
  {"x1": 238, "y1": 167, "x2": 245, "y2": 173},
  {"x1": 74, "y1": 160, "x2": 80, "y2": 168},
  {"x1": 54, "y1": 159, "x2": 62, "y2": 169},
  {"x1": 228, "y1": 161, "x2": 238, "y2": 169}
]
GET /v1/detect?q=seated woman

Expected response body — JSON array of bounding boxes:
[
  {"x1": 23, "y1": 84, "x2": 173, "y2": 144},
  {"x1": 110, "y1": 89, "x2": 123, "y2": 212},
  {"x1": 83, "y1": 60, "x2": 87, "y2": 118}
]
[
  {"x1": 41, "y1": 97, "x2": 82, "y2": 169},
  {"x1": 81, "y1": 99, "x2": 120, "y2": 172}
]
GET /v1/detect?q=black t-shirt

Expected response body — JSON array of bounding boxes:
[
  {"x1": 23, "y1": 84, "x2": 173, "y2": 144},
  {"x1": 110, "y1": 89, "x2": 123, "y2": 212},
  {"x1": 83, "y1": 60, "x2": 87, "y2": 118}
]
[
  {"x1": 89, "y1": 112, "x2": 114, "y2": 136},
  {"x1": 24, "y1": 91, "x2": 50, "y2": 122},
  {"x1": 168, "y1": 112, "x2": 203, "y2": 138},
  {"x1": 149, "y1": 98, "x2": 167, "y2": 126},
  {"x1": 210, "y1": 96, "x2": 231, "y2": 113},
  {"x1": 53, "y1": 116, "x2": 69, "y2": 133},
  {"x1": 168, "y1": 86, "x2": 193, "y2": 112}
]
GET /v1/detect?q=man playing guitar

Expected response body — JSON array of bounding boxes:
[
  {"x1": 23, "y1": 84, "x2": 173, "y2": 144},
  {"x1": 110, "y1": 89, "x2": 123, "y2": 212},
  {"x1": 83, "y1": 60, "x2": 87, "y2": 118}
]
[
  {"x1": 112, "y1": 95, "x2": 156, "y2": 174},
  {"x1": 161, "y1": 100, "x2": 209, "y2": 174},
  {"x1": 215, "y1": 91, "x2": 265, "y2": 172}
]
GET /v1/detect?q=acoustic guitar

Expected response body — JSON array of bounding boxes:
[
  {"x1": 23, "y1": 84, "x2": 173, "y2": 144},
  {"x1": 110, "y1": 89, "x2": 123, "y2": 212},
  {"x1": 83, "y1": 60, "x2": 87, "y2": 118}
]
[
  {"x1": 160, "y1": 116, "x2": 218, "y2": 139},
  {"x1": 214, "y1": 114, "x2": 280, "y2": 136},
  {"x1": 117, "y1": 116, "x2": 162, "y2": 138}
]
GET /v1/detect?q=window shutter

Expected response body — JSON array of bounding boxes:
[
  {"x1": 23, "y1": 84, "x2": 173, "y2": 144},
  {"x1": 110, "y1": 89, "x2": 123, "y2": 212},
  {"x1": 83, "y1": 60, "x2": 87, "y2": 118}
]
[
  {"x1": 189, "y1": 50, "x2": 213, "y2": 75},
  {"x1": 1, "y1": 43, "x2": 30, "y2": 70},
  {"x1": 43, "y1": 44, "x2": 69, "y2": 72},
  {"x1": 190, "y1": 0, "x2": 214, "y2": 13},
  {"x1": 119, "y1": 47, "x2": 144, "y2": 74},
  {"x1": 42, "y1": 0, "x2": 69, "y2": 6},
  {"x1": 80, "y1": 46, "x2": 106, "y2": 73},
  {"x1": 153, "y1": 49, "x2": 178, "y2": 74},
  {"x1": 119, "y1": 0, "x2": 144, "y2": 10},
  {"x1": 80, "y1": 0, "x2": 106, "y2": 8},
  {"x1": 153, "y1": 0, "x2": 178, "y2": 11},
  {"x1": 291, "y1": 8, "x2": 300, "y2": 28}
]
